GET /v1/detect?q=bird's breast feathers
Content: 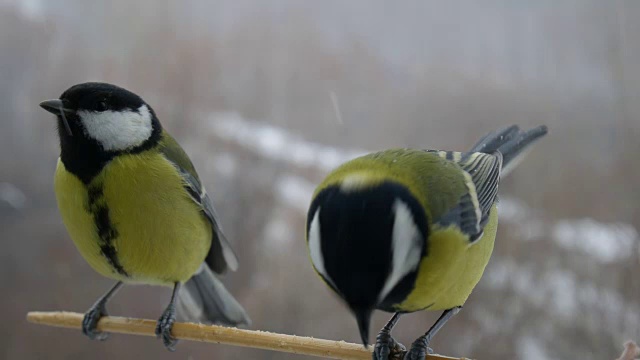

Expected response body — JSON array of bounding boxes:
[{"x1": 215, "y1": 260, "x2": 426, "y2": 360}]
[{"x1": 54, "y1": 151, "x2": 212, "y2": 285}]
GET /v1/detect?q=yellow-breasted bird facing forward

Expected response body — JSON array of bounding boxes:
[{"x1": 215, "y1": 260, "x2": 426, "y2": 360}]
[
  {"x1": 40, "y1": 82, "x2": 250, "y2": 351},
  {"x1": 306, "y1": 125, "x2": 548, "y2": 360}
]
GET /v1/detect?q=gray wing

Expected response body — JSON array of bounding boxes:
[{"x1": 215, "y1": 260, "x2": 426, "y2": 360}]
[
  {"x1": 177, "y1": 169, "x2": 239, "y2": 273},
  {"x1": 158, "y1": 134, "x2": 239, "y2": 274},
  {"x1": 426, "y1": 150, "x2": 502, "y2": 242},
  {"x1": 427, "y1": 125, "x2": 546, "y2": 242}
]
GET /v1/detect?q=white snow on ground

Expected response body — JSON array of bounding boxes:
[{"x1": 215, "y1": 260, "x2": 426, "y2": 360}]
[
  {"x1": 499, "y1": 196, "x2": 639, "y2": 264},
  {"x1": 208, "y1": 112, "x2": 367, "y2": 172},
  {"x1": 212, "y1": 152, "x2": 238, "y2": 178},
  {"x1": 0, "y1": 0, "x2": 43, "y2": 20},
  {"x1": 263, "y1": 209, "x2": 295, "y2": 250},
  {"x1": 0, "y1": 182, "x2": 27, "y2": 210},
  {"x1": 484, "y1": 258, "x2": 576, "y2": 317},
  {"x1": 275, "y1": 175, "x2": 316, "y2": 213},
  {"x1": 517, "y1": 335, "x2": 555, "y2": 360},
  {"x1": 485, "y1": 257, "x2": 640, "y2": 339},
  {"x1": 551, "y1": 219, "x2": 638, "y2": 264},
  {"x1": 497, "y1": 197, "x2": 533, "y2": 222},
  {"x1": 498, "y1": 197, "x2": 546, "y2": 241}
]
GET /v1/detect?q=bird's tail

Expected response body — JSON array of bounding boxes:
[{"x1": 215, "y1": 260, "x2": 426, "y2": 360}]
[
  {"x1": 469, "y1": 125, "x2": 548, "y2": 177},
  {"x1": 177, "y1": 264, "x2": 251, "y2": 327}
]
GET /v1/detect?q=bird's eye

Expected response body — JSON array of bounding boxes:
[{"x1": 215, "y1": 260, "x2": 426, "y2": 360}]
[{"x1": 96, "y1": 100, "x2": 108, "y2": 111}]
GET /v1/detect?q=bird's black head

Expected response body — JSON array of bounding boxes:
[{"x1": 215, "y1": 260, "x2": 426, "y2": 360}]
[
  {"x1": 40, "y1": 82, "x2": 162, "y2": 183},
  {"x1": 306, "y1": 178, "x2": 428, "y2": 346}
]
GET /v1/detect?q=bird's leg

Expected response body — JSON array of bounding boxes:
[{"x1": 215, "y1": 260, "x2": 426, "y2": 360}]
[
  {"x1": 404, "y1": 307, "x2": 461, "y2": 360},
  {"x1": 373, "y1": 313, "x2": 406, "y2": 360},
  {"x1": 82, "y1": 281, "x2": 123, "y2": 341},
  {"x1": 156, "y1": 282, "x2": 182, "y2": 351}
]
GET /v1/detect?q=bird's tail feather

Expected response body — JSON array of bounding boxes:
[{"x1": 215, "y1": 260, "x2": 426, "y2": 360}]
[
  {"x1": 469, "y1": 125, "x2": 548, "y2": 177},
  {"x1": 177, "y1": 264, "x2": 251, "y2": 327}
]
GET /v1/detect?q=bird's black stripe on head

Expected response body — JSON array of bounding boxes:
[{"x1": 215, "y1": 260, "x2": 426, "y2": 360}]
[
  {"x1": 87, "y1": 184, "x2": 128, "y2": 276},
  {"x1": 307, "y1": 181, "x2": 428, "y2": 312}
]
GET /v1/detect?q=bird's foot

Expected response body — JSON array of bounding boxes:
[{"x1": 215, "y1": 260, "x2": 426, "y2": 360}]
[
  {"x1": 373, "y1": 329, "x2": 406, "y2": 360},
  {"x1": 403, "y1": 336, "x2": 434, "y2": 360},
  {"x1": 82, "y1": 303, "x2": 109, "y2": 341},
  {"x1": 155, "y1": 305, "x2": 178, "y2": 351}
]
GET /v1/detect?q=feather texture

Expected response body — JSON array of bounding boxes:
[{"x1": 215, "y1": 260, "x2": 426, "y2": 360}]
[{"x1": 158, "y1": 132, "x2": 239, "y2": 273}]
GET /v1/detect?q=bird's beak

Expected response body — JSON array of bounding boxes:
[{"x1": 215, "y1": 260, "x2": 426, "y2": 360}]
[
  {"x1": 39, "y1": 99, "x2": 73, "y2": 116},
  {"x1": 354, "y1": 308, "x2": 372, "y2": 348},
  {"x1": 40, "y1": 99, "x2": 74, "y2": 136}
]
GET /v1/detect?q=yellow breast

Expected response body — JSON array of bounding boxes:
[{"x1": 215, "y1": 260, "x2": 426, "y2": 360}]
[
  {"x1": 54, "y1": 152, "x2": 211, "y2": 286},
  {"x1": 396, "y1": 205, "x2": 498, "y2": 312}
]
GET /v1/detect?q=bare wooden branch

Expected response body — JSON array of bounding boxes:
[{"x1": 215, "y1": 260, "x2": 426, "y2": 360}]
[{"x1": 27, "y1": 311, "x2": 470, "y2": 360}]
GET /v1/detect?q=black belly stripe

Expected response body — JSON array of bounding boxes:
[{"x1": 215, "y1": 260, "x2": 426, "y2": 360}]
[{"x1": 87, "y1": 184, "x2": 128, "y2": 276}]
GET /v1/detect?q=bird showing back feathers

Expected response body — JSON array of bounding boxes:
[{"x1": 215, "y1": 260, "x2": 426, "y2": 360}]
[{"x1": 306, "y1": 125, "x2": 548, "y2": 359}]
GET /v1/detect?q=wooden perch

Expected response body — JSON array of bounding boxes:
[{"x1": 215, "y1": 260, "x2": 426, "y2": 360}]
[{"x1": 27, "y1": 311, "x2": 470, "y2": 360}]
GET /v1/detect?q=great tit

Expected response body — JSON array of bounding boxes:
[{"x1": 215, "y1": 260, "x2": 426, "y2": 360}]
[
  {"x1": 306, "y1": 125, "x2": 548, "y2": 359},
  {"x1": 40, "y1": 82, "x2": 250, "y2": 351}
]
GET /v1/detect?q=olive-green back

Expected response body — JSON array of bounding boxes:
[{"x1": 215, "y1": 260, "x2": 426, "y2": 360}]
[{"x1": 315, "y1": 148, "x2": 469, "y2": 225}]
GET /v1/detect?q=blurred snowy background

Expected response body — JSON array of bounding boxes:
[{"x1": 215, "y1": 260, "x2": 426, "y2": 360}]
[{"x1": 1, "y1": 1, "x2": 639, "y2": 359}]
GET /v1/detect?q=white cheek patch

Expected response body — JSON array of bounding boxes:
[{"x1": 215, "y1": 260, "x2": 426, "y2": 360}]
[
  {"x1": 78, "y1": 104, "x2": 153, "y2": 151},
  {"x1": 378, "y1": 199, "x2": 423, "y2": 302},
  {"x1": 308, "y1": 207, "x2": 336, "y2": 287}
]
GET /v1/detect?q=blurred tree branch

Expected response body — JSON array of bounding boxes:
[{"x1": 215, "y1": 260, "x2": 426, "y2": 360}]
[
  {"x1": 26, "y1": 311, "x2": 469, "y2": 360},
  {"x1": 616, "y1": 341, "x2": 640, "y2": 360}
]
